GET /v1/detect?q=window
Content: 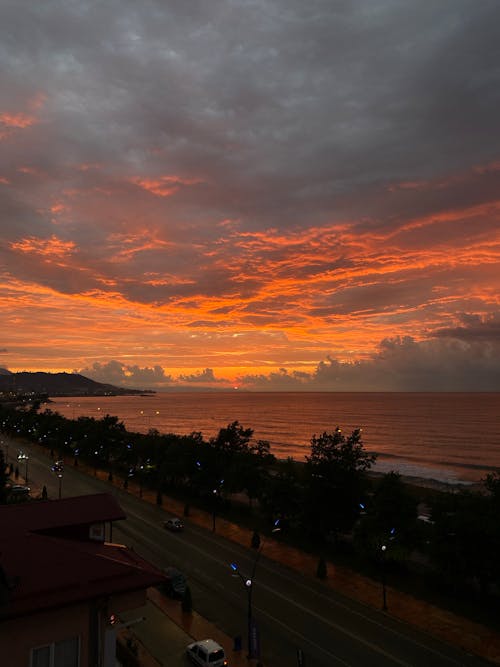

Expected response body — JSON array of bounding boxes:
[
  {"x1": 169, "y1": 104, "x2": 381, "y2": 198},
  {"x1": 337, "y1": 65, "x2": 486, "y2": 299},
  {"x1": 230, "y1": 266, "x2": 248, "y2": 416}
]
[
  {"x1": 209, "y1": 649, "x2": 225, "y2": 662},
  {"x1": 31, "y1": 637, "x2": 79, "y2": 667},
  {"x1": 32, "y1": 646, "x2": 50, "y2": 667}
]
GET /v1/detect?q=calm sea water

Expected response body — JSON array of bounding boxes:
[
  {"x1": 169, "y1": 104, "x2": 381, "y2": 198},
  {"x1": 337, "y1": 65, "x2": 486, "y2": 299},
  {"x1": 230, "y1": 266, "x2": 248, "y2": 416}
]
[{"x1": 49, "y1": 392, "x2": 500, "y2": 485}]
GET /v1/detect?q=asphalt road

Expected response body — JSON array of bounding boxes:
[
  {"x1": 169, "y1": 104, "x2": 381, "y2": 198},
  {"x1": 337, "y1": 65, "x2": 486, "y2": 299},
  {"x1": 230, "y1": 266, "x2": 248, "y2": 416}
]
[{"x1": 8, "y1": 441, "x2": 494, "y2": 667}]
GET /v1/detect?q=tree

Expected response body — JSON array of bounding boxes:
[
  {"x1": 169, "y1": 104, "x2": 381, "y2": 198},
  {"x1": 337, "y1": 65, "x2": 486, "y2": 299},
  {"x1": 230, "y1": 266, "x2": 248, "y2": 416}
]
[
  {"x1": 354, "y1": 472, "x2": 417, "y2": 564},
  {"x1": 251, "y1": 530, "x2": 261, "y2": 550},
  {"x1": 181, "y1": 585, "x2": 193, "y2": 613},
  {"x1": 259, "y1": 457, "x2": 304, "y2": 530},
  {"x1": 316, "y1": 556, "x2": 327, "y2": 580},
  {"x1": 0, "y1": 449, "x2": 8, "y2": 504},
  {"x1": 304, "y1": 427, "x2": 376, "y2": 541},
  {"x1": 484, "y1": 471, "x2": 500, "y2": 510},
  {"x1": 429, "y1": 487, "x2": 500, "y2": 598},
  {"x1": 211, "y1": 421, "x2": 254, "y2": 456}
]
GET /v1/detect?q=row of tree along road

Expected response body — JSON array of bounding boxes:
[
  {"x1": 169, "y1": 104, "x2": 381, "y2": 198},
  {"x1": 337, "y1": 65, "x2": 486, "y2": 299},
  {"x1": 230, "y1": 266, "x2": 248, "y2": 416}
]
[{"x1": 1, "y1": 395, "x2": 500, "y2": 624}]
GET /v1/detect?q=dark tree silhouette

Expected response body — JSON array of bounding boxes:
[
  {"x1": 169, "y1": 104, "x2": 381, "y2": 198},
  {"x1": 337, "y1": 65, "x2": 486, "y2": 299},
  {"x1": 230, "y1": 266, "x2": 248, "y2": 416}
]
[{"x1": 304, "y1": 427, "x2": 376, "y2": 541}]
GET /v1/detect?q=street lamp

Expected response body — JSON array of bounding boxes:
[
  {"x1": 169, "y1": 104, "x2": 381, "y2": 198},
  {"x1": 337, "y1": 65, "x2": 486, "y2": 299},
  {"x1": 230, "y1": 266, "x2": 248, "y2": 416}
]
[
  {"x1": 230, "y1": 520, "x2": 281, "y2": 659},
  {"x1": 212, "y1": 479, "x2": 224, "y2": 532},
  {"x1": 380, "y1": 527, "x2": 396, "y2": 611},
  {"x1": 380, "y1": 544, "x2": 388, "y2": 611},
  {"x1": 138, "y1": 463, "x2": 144, "y2": 497},
  {"x1": 51, "y1": 460, "x2": 64, "y2": 499},
  {"x1": 17, "y1": 451, "x2": 29, "y2": 483},
  {"x1": 230, "y1": 563, "x2": 255, "y2": 658}
]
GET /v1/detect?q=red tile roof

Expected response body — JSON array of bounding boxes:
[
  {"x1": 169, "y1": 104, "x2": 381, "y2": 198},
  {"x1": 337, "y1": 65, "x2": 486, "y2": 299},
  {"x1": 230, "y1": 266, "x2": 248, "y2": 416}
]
[
  {"x1": 0, "y1": 492, "x2": 126, "y2": 533},
  {"x1": 0, "y1": 494, "x2": 165, "y2": 619}
]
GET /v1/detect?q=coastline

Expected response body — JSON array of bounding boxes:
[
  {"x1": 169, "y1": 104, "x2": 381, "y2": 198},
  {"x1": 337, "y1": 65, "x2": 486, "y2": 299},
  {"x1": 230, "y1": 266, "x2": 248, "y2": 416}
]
[
  {"x1": 2, "y1": 427, "x2": 483, "y2": 500},
  {"x1": 7, "y1": 390, "x2": 499, "y2": 489},
  {"x1": 46, "y1": 391, "x2": 500, "y2": 488},
  {"x1": 367, "y1": 469, "x2": 484, "y2": 495}
]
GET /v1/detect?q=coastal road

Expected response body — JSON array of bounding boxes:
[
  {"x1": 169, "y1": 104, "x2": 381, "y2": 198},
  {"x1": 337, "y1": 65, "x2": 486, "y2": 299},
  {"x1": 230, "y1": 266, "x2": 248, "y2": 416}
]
[{"x1": 7, "y1": 439, "x2": 494, "y2": 667}]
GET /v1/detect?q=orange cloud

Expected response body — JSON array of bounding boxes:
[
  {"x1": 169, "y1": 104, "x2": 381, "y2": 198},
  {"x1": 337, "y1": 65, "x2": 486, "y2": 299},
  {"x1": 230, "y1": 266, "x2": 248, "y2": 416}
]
[
  {"x1": 106, "y1": 231, "x2": 174, "y2": 263},
  {"x1": 0, "y1": 111, "x2": 38, "y2": 140},
  {"x1": 10, "y1": 235, "x2": 76, "y2": 259},
  {"x1": 50, "y1": 202, "x2": 66, "y2": 214},
  {"x1": 130, "y1": 175, "x2": 204, "y2": 197},
  {"x1": 0, "y1": 94, "x2": 45, "y2": 139},
  {"x1": 0, "y1": 112, "x2": 36, "y2": 129}
]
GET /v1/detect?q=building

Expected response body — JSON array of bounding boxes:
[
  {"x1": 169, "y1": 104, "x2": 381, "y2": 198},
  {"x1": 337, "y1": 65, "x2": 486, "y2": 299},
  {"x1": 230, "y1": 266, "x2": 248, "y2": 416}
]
[{"x1": 0, "y1": 493, "x2": 165, "y2": 666}]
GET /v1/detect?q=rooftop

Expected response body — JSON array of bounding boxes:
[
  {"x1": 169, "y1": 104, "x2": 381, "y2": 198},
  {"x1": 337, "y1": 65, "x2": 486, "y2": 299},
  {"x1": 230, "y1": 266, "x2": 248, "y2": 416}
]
[{"x1": 0, "y1": 493, "x2": 164, "y2": 619}]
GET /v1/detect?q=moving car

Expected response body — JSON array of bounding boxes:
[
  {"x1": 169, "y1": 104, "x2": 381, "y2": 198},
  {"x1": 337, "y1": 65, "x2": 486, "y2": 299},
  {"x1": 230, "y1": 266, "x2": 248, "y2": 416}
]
[
  {"x1": 163, "y1": 517, "x2": 183, "y2": 531},
  {"x1": 186, "y1": 639, "x2": 228, "y2": 667}
]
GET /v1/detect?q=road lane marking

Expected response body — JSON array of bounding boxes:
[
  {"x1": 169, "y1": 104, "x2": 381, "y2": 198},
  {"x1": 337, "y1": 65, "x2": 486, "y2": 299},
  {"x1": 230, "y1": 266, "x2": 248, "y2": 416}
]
[
  {"x1": 117, "y1": 521, "x2": 412, "y2": 666},
  {"x1": 179, "y1": 524, "x2": 471, "y2": 666},
  {"x1": 114, "y1": 503, "x2": 473, "y2": 667}
]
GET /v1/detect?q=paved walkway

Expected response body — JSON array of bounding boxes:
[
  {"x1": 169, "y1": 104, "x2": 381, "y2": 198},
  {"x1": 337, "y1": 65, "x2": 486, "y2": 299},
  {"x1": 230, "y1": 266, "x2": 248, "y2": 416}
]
[{"x1": 8, "y1": 439, "x2": 500, "y2": 666}]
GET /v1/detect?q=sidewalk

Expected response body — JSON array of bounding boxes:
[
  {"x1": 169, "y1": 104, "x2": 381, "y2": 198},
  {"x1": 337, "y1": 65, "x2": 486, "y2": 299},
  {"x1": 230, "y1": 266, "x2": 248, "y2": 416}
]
[
  {"x1": 11, "y1": 439, "x2": 500, "y2": 666},
  {"x1": 147, "y1": 588, "x2": 263, "y2": 667}
]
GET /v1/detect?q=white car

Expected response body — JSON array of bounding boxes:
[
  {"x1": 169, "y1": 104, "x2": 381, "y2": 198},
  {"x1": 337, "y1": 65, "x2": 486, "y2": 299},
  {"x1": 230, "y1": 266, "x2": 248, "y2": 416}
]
[{"x1": 186, "y1": 639, "x2": 228, "y2": 667}]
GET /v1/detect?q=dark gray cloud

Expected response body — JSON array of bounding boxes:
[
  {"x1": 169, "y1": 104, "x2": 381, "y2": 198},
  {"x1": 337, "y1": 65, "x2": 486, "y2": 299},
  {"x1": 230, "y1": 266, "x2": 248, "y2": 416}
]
[
  {"x1": 2, "y1": 1, "x2": 500, "y2": 231},
  {"x1": 178, "y1": 368, "x2": 223, "y2": 384},
  {"x1": 1, "y1": 1, "x2": 499, "y2": 388},
  {"x1": 238, "y1": 334, "x2": 500, "y2": 391},
  {"x1": 434, "y1": 313, "x2": 500, "y2": 342},
  {"x1": 79, "y1": 361, "x2": 173, "y2": 387}
]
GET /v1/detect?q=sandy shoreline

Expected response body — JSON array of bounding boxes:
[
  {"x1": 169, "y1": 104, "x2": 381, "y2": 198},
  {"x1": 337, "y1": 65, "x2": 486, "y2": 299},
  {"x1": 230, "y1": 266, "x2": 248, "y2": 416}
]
[{"x1": 366, "y1": 468, "x2": 486, "y2": 495}]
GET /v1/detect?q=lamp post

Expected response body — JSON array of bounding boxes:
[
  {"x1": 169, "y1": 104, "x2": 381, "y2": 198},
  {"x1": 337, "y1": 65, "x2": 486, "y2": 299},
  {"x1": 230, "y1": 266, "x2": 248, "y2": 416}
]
[
  {"x1": 380, "y1": 544, "x2": 388, "y2": 611},
  {"x1": 51, "y1": 460, "x2": 64, "y2": 499},
  {"x1": 231, "y1": 564, "x2": 255, "y2": 659},
  {"x1": 380, "y1": 527, "x2": 395, "y2": 611},
  {"x1": 212, "y1": 479, "x2": 224, "y2": 532},
  {"x1": 57, "y1": 471, "x2": 63, "y2": 499},
  {"x1": 17, "y1": 451, "x2": 29, "y2": 484},
  {"x1": 138, "y1": 464, "x2": 144, "y2": 497},
  {"x1": 230, "y1": 520, "x2": 281, "y2": 659}
]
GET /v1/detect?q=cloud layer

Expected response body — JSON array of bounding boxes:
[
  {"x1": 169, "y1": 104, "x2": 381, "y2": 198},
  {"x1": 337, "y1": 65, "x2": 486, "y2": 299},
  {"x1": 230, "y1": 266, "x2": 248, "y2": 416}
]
[{"x1": 1, "y1": 1, "x2": 499, "y2": 390}]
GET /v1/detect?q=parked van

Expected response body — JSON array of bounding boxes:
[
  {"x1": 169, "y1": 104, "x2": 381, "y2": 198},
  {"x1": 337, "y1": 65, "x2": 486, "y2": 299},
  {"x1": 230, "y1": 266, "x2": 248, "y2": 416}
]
[{"x1": 186, "y1": 639, "x2": 228, "y2": 667}]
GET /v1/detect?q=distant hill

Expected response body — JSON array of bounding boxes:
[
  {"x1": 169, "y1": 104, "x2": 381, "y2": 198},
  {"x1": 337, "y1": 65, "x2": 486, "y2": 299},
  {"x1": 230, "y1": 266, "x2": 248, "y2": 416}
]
[{"x1": 0, "y1": 371, "x2": 151, "y2": 397}]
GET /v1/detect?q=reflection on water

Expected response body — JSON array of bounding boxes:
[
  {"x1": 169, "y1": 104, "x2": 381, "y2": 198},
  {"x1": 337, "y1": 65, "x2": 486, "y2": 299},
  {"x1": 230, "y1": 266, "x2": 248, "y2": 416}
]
[{"x1": 49, "y1": 392, "x2": 500, "y2": 484}]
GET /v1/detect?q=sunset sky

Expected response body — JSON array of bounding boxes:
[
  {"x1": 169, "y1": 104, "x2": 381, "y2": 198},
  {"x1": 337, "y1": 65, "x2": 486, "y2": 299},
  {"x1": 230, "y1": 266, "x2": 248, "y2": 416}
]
[{"x1": 1, "y1": 1, "x2": 499, "y2": 391}]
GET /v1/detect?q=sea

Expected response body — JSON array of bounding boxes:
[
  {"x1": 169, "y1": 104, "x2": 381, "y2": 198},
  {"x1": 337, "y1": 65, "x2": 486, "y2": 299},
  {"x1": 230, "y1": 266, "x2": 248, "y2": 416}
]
[{"x1": 48, "y1": 392, "x2": 500, "y2": 486}]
